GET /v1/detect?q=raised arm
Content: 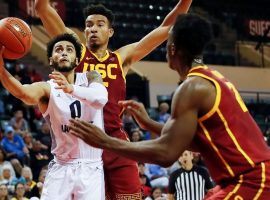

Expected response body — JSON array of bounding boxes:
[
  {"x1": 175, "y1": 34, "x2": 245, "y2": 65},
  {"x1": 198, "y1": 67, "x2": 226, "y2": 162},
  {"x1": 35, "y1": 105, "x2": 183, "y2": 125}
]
[
  {"x1": 0, "y1": 47, "x2": 48, "y2": 106},
  {"x1": 117, "y1": 0, "x2": 192, "y2": 74},
  {"x1": 49, "y1": 71, "x2": 108, "y2": 109},
  {"x1": 68, "y1": 77, "x2": 211, "y2": 167},
  {"x1": 35, "y1": 0, "x2": 70, "y2": 38}
]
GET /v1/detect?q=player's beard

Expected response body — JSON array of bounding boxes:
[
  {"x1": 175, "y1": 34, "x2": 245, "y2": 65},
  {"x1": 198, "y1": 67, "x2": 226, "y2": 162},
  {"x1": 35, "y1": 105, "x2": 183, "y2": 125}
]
[{"x1": 51, "y1": 60, "x2": 77, "y2": 72}]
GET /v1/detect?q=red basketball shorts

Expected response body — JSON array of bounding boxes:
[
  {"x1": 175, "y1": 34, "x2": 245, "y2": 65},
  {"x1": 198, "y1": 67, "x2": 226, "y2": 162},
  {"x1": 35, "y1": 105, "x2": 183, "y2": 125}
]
[
  {"x1": 205, "y1": 161, "x2": 270, "y2": 200},
  {"x1": 103, "y1": 128, "x2": 142, "y2": 200}
]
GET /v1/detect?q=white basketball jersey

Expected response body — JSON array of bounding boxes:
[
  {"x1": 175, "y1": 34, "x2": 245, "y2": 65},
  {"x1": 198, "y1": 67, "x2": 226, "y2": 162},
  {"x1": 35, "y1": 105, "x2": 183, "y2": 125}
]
[{"x1": 42, "y1": 73, "x2": 104, "y2": 162}]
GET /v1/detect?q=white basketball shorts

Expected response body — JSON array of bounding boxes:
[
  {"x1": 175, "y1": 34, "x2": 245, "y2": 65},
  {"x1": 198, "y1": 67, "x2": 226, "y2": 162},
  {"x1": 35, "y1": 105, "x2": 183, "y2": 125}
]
[{"x1": 40, "y1": 159, "x2": 105, "y2": 200}]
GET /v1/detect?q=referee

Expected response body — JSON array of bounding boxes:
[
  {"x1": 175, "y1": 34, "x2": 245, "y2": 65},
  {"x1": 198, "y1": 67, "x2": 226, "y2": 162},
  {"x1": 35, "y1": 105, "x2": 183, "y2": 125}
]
[{"x1": 168, "y1": 151, "x2": 213, "y2": 200}]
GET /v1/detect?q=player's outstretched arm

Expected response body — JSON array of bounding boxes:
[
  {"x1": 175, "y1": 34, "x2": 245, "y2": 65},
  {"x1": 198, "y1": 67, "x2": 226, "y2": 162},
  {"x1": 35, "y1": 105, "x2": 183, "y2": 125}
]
[
  {"x1": 0, "y1": 47, "x2": 49, "y2": 106},
  {"x1": 49, "y1": 71, "x2": 108, "y2": 109},
  {"x1": 117, "y1": 0, "x2": 192, "y2": 74},
  {"x1": 118, "y1": 100, "x2": 163, "y2": 135},
  {"x1": 35, "y1": 0, "x2": 69, "y2": 38},
  {"x1": 69, "y1": 77, "x2": 207, "y2": 166}
]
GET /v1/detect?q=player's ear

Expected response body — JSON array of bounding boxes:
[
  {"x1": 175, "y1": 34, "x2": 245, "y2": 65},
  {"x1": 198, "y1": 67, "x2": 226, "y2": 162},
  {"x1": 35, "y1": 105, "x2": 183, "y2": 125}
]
[
  {"x1": 170, "y1": 43, "x2": 176, "y2": 56},
  {"x1": 109, "y1": 28, "x2": 114, "y2": 38},
  {"x1": 49, "y1": 57, "x2": 53, "y2": 66},
  {"x1": 75, "y1": 58, "x2": 79, "y2": 65}
]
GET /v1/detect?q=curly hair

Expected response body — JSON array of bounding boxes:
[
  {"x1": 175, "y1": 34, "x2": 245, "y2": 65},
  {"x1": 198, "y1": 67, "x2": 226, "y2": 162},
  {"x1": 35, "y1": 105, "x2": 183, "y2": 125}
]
[
  {"x1": 47, "y1": 33, "x2": 82, "y2": 60},
  {"x1": 83, "y1": 4, "x2": 115, "y2": 27},
  {"x1": 172, "y1": 14, "x2": 213, "y2": 62}
]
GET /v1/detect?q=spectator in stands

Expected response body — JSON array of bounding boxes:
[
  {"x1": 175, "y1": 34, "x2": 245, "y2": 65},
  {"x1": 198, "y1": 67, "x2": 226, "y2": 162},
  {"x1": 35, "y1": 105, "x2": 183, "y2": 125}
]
[
  {"x1": 168, "y1": 150, "x2": 213, "y2": 200},
  {"x1": 158, "y1": 102, "x2": 170, "y2": 124},
  {"x1": 138, "y1": 162, "x2": 152, "y2": 197},
  {"x1": 0, "y1": 184, "x2": 9, "y2": 200},
  {"x1": 9, "y1": 110, "x2": 29, "y2": 137},
  {"x1": 122, "y1": 110, "x2": 138, "y2": 138},
  {"x1": 145, "y1": 187, "x2": 166, "y2": 200},
  {"x1": 130, "y1": 129, "x2": 143, "y2": 142},
  {"x1": 35, "y1": 167, "x2": 48, "y2": 197},
  {"x1": 11, "y1": 182, "x2": 28, "y2": 200},
  {"x1": 0, "y1": 99, "x2": 4, "y2": 116},
  {"x1": 34, "y1": 122, "x2": 50, "y2": 150},
  {"x1": 0, "y1": 165, "x2": 18, "y2": 194},
  {"x1": 145, "y1": 163, "x2": 169, "y2": 188},
  {"x1": 20, "y1": 167, "x2": 39, "y2": 199},
  {"x1": 27, "y1": 67, "x2": 43, "y2": 83},
  {"x1": 29, "y1": 140, "x2": 50, "y2": 181},
  {"x1": 0, "y1": 147, "x2": 16, "y2": 178},
  {"x1": 23, "y1": 133, "x2": 33, "y2": 151},
  {"x1": 1, "y1": 126, "x2": 29, "y2": 165}
]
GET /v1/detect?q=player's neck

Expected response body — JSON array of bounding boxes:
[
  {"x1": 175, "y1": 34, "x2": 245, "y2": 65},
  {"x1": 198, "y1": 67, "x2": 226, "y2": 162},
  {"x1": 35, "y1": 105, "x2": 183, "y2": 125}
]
[
  {"x1": 62, "y1": 72, "x2": 76, "y2": 84},
  {"x1": 87, "y1": 45, "x2": 108, "y2": 59}
]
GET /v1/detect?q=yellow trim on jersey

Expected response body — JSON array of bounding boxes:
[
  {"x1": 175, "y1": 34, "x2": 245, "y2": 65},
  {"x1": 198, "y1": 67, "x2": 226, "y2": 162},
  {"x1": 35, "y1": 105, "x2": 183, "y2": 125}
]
[
  {"x1": 89, "y1": 49, "x2": 110, "y2": 62},
  {"x1": 114, "y1": 51, "x2": 126, "y2": 82},
  {"x1": 199, "y1": 122, "x2": 235, "y2": 177},
  {"x1": 188, "y1": 72, "x2": 221, "y2": 122},
  {"x1": 77, "y1": 43, "x2": 86, "y2": 70},
  {"x1": 254, "y1": 162, "x2": 266, "y2": 200},
  {"x1": 224, "y1": 175, "x2": 244, "y2": 200},
  {"x1": 188, "y1": 65, "x2": 208, "y2": 73},
  {"x1": 217, "y1": 109, "x2": 255, "y2": 167}
]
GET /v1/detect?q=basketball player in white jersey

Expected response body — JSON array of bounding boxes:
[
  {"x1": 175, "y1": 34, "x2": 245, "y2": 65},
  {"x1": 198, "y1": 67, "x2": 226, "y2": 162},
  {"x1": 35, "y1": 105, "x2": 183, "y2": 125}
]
[{"x1": 0, "y1": 33, "x2": 108, "y2": 200}]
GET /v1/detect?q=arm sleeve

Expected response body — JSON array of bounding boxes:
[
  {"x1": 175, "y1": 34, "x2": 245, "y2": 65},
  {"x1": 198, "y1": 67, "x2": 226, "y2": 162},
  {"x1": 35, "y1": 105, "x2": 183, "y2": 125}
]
[
  {"x1": 200, "y1": 167, "x2": 214, "y2": 191},
  {"x1": 71, "y1": 82, "x2": 108, "y2": 109}
]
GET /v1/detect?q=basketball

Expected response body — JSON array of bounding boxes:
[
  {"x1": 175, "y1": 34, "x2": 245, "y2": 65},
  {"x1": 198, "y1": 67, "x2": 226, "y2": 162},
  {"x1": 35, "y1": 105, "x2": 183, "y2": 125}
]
[{"x1": 0, "y1": 17, "x2": 32, "y2": 59}]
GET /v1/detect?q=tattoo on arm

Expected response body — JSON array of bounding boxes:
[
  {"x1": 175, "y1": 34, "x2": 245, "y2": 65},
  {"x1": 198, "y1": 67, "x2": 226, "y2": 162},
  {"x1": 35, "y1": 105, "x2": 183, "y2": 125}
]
[{"x1": 86, "y1": 70, "x2": 103, "y2": 85}]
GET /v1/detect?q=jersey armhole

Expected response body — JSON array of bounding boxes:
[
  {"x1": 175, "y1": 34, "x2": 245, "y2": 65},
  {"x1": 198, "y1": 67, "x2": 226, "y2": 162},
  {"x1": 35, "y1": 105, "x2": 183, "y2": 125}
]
[
  {"x1": 188, "y1": 72, "x2": 221, "y2": 122},
  {"x1": 114, "y1": 51, "x2": 126, "y2": 82}
]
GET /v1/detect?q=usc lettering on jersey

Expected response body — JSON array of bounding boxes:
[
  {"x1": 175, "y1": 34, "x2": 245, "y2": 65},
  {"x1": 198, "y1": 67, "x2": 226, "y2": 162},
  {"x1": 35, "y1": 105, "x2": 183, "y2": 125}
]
[{"x1": 76, "y1": 44, "x2": 126, "y2": 133}]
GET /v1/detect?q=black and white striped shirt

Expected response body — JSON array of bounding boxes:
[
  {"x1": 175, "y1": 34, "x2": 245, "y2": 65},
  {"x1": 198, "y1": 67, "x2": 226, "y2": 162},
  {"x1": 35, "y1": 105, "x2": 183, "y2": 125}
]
[{"x1": 168, "y1": 165, "x2": 213, "y2": 200}]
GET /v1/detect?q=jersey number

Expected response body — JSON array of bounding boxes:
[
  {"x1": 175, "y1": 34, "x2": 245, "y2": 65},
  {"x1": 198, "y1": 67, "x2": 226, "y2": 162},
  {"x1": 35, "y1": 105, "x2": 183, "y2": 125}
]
[
  {"x1": 70, "y1": 100, "x2": 81, "y2": 118},
  {"x1": 212, "y1": 70, "x2": 248, "y2": 113}
]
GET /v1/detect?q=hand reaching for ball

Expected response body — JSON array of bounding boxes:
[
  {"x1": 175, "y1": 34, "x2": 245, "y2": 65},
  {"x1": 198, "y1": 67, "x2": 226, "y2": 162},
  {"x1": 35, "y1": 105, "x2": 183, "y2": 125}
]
[{"x1": 49, "y1": 71, "x2": 74, "y2": 94}]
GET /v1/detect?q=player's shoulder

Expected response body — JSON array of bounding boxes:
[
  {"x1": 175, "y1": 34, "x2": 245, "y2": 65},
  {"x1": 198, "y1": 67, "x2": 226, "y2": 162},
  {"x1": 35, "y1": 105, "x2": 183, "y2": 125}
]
[
  {"x1": 193, "y1": 165, "x2": 210, "y2": 176},
  {"x1": 173, "y1": 76, "x2": 211, "y2": 107},
  {"x1": 170, "y1": 167, "x2": 185, "y2": 176}
]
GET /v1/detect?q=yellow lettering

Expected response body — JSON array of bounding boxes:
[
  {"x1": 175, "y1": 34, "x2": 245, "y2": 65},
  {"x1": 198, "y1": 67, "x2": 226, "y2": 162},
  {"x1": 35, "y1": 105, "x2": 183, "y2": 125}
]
[
  {"x1": 82, "y1": 62, "x2": 119, "y2": 87},
  {"x1": 83, "y1": 63, "x2": 89, "y2": 72},
  {"x1": 107, "y1": 64, "x2": 117, "y2": 79},
  {"x1": 95, "y1": 64, "x2": 107, "y2": 78}
]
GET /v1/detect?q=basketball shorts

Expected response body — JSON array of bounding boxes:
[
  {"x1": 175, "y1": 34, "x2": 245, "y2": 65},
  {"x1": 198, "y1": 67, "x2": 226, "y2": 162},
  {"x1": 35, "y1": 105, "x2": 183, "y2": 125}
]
[
  {"x1": 205, "y1": 161, "x2": 270, "y2": 200},
  {"x1": 103, "y1": 128, "x2": 142, "y2": 200},
  {"x1": 41, "y1": 158, "x2": 105, "y2": 200}
]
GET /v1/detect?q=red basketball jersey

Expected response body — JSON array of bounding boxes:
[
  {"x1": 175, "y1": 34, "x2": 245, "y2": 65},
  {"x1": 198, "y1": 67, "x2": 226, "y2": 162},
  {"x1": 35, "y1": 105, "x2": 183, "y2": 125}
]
[
  {"x1": 188, "y1": 66, "x2": 270, "y2": 184},
  {"x1": 76, "y1": 44, "x2": 126, "y2": 133}
]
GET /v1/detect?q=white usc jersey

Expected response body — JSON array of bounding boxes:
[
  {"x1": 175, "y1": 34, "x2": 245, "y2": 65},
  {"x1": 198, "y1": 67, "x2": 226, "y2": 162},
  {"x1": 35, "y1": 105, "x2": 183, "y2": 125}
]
[{"x1": 43, "y1": 72, "x2": 105, "y2": 162}]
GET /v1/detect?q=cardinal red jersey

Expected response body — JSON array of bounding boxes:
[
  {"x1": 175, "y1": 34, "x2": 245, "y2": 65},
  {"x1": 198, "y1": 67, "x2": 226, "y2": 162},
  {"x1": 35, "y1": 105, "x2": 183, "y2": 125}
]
[
  {"x1": 188, "y1": 66, "x2": 270, "y2": 185},
  {"x1": 76, "y1": 44, "x2": 126, "y2": 133}
]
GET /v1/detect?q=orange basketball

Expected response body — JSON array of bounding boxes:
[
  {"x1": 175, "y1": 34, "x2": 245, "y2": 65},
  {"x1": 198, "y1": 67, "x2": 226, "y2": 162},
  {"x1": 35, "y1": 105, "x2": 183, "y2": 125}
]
[{"x1": 0, "y1": 17, "x2": 32, "y2": 59}]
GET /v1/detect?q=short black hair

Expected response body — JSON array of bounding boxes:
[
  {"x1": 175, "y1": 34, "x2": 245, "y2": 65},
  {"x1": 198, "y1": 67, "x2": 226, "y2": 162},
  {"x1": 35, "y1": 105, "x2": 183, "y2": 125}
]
[
  {"x1": 172, "y1": 14, "x2": 213, "y2": 59},
  {"x1": 47, "y1": 33, "x2": 82, "y2": 60},
  {"x1": 83, "y1": 4, "x2": 115, "y2": 27}
]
